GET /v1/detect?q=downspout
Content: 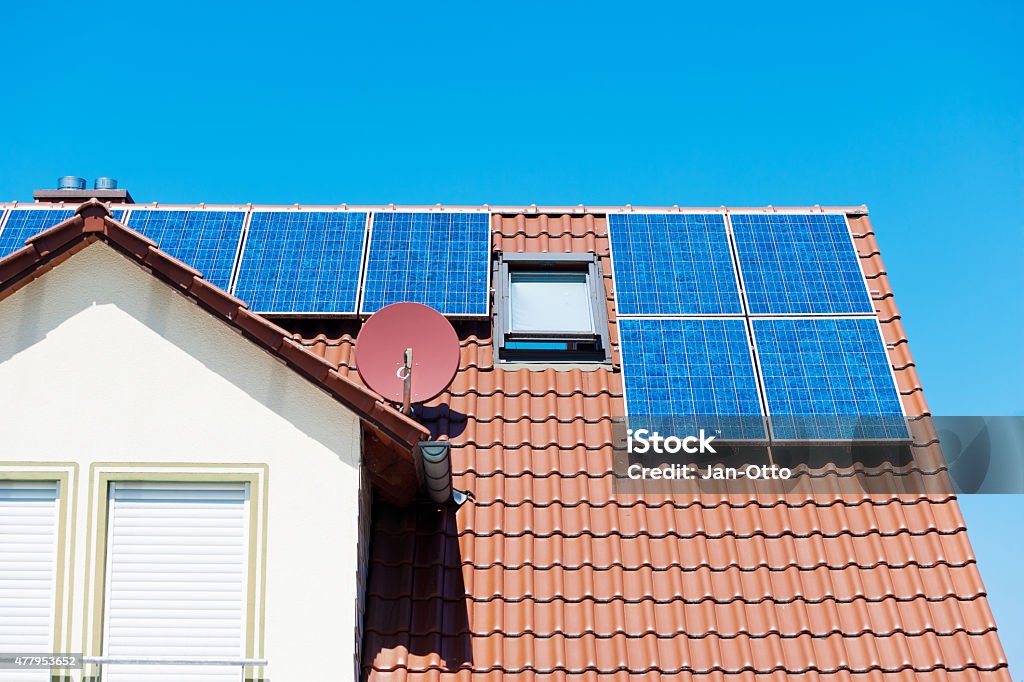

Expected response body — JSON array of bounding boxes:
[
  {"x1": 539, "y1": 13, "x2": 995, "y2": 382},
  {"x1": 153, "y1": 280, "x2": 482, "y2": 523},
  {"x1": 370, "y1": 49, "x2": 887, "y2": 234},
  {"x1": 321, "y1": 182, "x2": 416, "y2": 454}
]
[{"x1": 419, "y1": 441, "x2": 453, "y2": 503}]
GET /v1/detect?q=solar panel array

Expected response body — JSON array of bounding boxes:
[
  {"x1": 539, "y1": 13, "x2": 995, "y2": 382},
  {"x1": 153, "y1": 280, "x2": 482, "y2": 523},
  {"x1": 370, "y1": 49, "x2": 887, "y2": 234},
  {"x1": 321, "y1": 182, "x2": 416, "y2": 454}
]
[
  {"x1": 619, "y1": 318, "x2": 765, "y2": 440},
  {"x1": 0, "y1": 203, "x2": 907, "y2": 443},
  {"x1": 234, "y1": 212, "x2": 367, "y2": 314},
  {"x1": 610, "y1": 212, "x2": 907, "y2": 442},
  {"x1": 126, "y1": 210, "x2": 244, "y2": 290},
  {"x1": 361, "y1": 212, "x2": 491, "y2": 315},
  {"x1": 0, "y1": 208, "x2": 125, "y2": 259},
  {"x1": 0, "y1": 206, "x2": 492, "y2": 317},
  {"x1": 731, "y1": 213, "x2": 873, "y2": 314},
  {"x1": 608, "y1": 214, "x2": 742, "y2": 315}
]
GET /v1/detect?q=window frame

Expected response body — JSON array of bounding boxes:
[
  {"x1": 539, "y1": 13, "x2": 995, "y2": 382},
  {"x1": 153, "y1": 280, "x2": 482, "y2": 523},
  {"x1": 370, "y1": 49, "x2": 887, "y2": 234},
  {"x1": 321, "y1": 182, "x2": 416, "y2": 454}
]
[
  {"x1": 86, "y1": 466, "x2": 267, "y2": 682},
  {"x1": 494, "y1": 252, "x2": 611, "y2": 362},
  {"x1": 0, "y1": 469, "x2": 72, "y2": 662}
]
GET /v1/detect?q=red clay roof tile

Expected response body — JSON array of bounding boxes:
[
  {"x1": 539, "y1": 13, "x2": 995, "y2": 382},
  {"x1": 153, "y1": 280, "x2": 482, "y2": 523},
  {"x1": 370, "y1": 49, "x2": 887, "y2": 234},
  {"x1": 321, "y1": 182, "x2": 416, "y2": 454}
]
[
  {"x1": 323, "y1": 209, "x2": 1011, "y2": 675},
  {"x1": 284, "y1": 209, "x2": 1004, "y2": 681},
  {"x1": 14, "y1": 193, "x2": 1007, "y2": 675}
]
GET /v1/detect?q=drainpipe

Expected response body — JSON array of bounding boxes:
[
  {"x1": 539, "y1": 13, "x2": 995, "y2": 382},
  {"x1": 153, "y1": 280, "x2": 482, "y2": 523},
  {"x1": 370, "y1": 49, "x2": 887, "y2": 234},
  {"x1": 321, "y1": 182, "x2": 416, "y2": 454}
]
[{"x1": 419, "y1": 441, "x2": 452, "y2": 503}]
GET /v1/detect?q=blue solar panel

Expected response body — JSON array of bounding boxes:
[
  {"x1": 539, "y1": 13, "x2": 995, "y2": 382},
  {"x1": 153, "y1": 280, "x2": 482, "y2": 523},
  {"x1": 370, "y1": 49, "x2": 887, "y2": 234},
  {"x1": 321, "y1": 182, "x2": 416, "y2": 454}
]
[
  {"x1": 233, "y1": 211, "x2": 367, "y2": 314},
  {"x1": 0, "y1": 208, "x2": 125, "y2": 258},
  {"x1": 609, "y1": 214, "x2": 742, "y2": 315},
  {"x1": 361, "y1": 212, "x2": 490, "y2": 315},
  {"x1": 752, "y1": 317, "x2": 907, "y2": 441},
  {"x1": 731, "y1": 214, "x2": 873, "y2": 314},
  {"x1": 619, "y1": 318, "x2": 765, "y2": 440},
  {"x1": 126, "y1": 210, "x2": 244, "y2": 290}
]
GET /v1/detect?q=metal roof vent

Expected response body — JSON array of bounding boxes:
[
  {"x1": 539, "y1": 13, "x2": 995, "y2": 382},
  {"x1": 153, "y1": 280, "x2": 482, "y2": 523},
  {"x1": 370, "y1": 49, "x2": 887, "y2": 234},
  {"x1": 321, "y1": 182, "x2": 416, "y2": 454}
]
[
  {"x1": 35, "y1": 177, "x2": 134, "y2": 204},
  {"x1": 57, "y1": 176, "x2": 86, "y2": 191}
]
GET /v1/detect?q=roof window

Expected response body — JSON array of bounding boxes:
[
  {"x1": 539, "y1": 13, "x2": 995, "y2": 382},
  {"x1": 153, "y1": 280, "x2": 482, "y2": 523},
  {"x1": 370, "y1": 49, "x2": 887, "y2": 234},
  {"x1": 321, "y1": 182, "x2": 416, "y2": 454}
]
[{"x1": 494, "y1": 253, "x2": 611, "y2": 362}]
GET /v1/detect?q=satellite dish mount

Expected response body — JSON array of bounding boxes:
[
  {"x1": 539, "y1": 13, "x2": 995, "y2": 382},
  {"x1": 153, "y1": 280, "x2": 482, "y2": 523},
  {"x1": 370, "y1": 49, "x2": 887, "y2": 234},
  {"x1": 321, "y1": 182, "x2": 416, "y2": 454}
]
[{"x1": 399, "y1": 348, "x2": 413, "y2": 414}]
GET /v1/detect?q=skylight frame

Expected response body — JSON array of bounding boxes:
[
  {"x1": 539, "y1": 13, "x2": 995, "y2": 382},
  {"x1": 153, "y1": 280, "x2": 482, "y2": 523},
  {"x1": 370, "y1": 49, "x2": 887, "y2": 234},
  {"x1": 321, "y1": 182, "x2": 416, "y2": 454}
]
[{"x1": 493, "y1": 252, "x2": 611, "y2": 363}]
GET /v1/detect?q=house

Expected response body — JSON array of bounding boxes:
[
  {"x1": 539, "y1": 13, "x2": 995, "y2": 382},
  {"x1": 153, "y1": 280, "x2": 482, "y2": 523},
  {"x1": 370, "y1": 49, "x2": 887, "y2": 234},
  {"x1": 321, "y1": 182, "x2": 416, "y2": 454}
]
[{"x1": 0, "y1": 199, "x2": 1010, "y2": 682}]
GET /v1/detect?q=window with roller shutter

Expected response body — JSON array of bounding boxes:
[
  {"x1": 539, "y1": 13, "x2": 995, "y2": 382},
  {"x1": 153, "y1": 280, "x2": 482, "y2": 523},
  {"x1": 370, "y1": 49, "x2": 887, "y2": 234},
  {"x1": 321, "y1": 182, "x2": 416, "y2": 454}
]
[
  {"x1": 100, "y1": 482, "x2": 250, "y2": 682},
  {"x1": 0, "y1": 481, "x2": 59, "y2": 682}
]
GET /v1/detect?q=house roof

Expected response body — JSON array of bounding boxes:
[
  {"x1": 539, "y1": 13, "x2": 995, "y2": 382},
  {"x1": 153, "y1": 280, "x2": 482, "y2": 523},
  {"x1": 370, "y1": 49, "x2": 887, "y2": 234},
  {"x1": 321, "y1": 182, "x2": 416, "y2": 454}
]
[
  {"x1": 0, "y1": 201, "x2": 1009, "y2": 679},
  {"x1": 0, "y1": 200, "x2": 429, "y2": 504},
  {"x1": 288, "y1": 212, "x2": 1009, "y2": 680}
]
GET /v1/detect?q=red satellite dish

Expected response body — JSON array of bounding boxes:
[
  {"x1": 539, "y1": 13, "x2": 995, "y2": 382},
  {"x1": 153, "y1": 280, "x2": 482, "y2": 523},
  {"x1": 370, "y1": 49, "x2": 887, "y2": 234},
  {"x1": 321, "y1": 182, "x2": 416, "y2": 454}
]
[{"x1": 355, "y1": 302, "x2": 460, "y2": 406}]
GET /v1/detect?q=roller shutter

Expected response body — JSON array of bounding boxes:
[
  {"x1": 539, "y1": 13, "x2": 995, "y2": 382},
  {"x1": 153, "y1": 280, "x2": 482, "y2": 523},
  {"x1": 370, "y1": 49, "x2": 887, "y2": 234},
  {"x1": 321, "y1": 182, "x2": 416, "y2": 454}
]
[
  {"x1": 102, "y1": 482, "x2": 249, "y2": 682},
  {"x1": 0, "y1": 481, "x2": 60, "y2": 682}
]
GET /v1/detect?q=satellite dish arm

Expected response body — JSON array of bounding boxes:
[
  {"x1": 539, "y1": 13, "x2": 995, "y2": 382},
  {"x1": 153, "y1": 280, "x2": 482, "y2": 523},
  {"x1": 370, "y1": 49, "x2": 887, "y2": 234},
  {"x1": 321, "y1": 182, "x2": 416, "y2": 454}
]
[{"x1": 401, "y1": 348, "x2": 413, "y2": 414}]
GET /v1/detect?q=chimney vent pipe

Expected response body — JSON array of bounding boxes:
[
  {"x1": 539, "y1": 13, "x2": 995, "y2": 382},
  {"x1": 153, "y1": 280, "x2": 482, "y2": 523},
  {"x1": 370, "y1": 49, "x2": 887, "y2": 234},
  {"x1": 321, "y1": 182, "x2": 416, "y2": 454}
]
[{"x1": 57, "y1": 176, "x2": 86, "y2": 191}]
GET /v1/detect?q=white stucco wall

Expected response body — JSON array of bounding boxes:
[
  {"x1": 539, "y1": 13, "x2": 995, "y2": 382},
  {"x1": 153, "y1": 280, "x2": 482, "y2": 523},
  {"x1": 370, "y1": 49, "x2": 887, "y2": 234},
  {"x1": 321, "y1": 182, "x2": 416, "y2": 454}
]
[{"x1": 0, "y1": 242, "x2": 367, "y2": 681}]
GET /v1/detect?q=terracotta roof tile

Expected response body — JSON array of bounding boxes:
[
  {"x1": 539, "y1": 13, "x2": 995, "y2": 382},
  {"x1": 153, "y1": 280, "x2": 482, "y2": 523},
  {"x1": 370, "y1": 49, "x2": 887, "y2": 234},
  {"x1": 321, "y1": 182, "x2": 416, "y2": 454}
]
[
  {"x1": 284, "y1": 210, "x2": 1009, "y2": 681},
  {"x1": 10, "y1": 183, "x2": 1010, "y2": 682}
]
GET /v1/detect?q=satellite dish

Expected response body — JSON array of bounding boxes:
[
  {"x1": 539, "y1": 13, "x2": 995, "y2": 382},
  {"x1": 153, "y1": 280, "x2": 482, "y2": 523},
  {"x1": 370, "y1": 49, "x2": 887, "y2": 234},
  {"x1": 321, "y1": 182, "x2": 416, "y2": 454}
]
[{"x1": 355, "y1": 302, "x2": 460, "y2": 410}]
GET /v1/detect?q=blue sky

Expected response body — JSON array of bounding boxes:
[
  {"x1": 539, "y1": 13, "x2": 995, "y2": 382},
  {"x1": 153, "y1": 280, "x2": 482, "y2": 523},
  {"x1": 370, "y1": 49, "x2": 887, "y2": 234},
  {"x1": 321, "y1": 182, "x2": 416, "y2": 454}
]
[{"x1": 1, "y1": 0, "x2": 1021, "y2": 667}]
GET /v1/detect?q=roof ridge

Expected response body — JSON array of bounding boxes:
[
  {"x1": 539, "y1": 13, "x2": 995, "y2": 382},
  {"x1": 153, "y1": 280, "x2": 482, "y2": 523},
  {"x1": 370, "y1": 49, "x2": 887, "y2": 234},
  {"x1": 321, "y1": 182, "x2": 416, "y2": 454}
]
[{"x1": 0, "y1": 201, "x2": 873, "y2": 214}]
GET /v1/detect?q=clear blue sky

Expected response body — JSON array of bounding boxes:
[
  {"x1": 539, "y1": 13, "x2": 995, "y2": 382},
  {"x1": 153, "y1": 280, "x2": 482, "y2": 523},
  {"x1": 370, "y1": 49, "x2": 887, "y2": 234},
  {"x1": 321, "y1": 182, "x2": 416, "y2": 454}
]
[{"x1": 2, "y1": 0, "x2": 1021, "y2": 668}]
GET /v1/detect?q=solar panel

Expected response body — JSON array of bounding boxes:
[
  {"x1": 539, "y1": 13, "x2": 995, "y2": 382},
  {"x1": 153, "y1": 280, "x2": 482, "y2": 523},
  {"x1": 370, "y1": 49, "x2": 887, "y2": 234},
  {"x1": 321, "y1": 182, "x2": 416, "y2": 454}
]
[
  {"x1": 125, "y1": 210, "x2": 245, "y2": 290},
  {"x1": 731, "y1": 213, "x2": 872, "y2": 315},
  {"x1": 361, "y1": 212, "x2": 490, "y2": 316},
  {"x1": 0, "y1": 208, "x2": 125, "y2": 259},
  {"x1": 609, "y1": 213, "x2": 742, "y2": 315},
  {"x1": 752, "y1": 317, "x2": 907, "y2": 441},
  {"x1": 233, "y1": 211, "x2": 367, "y2": 314},
  {"x1": 619, "y1": 318, "x2": 765, "y2": 440}
]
